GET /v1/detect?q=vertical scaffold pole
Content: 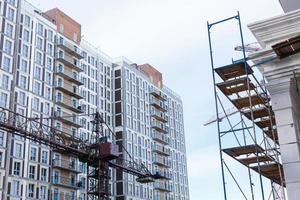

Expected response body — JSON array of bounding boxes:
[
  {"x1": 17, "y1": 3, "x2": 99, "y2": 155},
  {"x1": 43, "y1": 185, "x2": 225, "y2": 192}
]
[{"x1": 207, "y1": 21, "x2": 228, "y2": 200}]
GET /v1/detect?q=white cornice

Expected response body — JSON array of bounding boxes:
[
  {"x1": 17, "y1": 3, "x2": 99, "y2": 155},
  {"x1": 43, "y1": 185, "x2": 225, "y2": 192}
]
[{"x1": 248, "y1": 9, "x2": 300, "y2": 48}]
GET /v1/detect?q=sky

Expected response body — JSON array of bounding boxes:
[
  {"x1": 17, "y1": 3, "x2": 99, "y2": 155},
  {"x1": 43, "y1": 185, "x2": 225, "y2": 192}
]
[{"x1": 28, "y1": 0, "x2": 284, "y2": 199}]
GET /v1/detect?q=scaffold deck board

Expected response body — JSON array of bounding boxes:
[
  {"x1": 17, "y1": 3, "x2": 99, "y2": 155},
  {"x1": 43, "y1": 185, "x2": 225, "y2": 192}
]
[
  {"x1": 272, "y1": 35, "x2": 300, "y2": 59},
  {"x1": 216, "y1": 77, "x2": 255, "y2": 96},
  {"x1": 255, "y1": 117, "x2": 276, "y2": 129},
  {"x1": 223, "y1": 144, "x2": 264, "y2": 157},
  {"x1": 242, "y1": 106, "x2": 272, "y2": 120},
  {"x1": 239, "y1": 155, "x2": 274, "y2": 165},
  {"x1": 251, "y1": 163, "x2": 284, "y2": 186},
  {"x1": 231, "y1": 95, "x2": 268, "y2": 109},
  {"x1": 215, "y1": 62, "x2": 253, "y2": 81}
]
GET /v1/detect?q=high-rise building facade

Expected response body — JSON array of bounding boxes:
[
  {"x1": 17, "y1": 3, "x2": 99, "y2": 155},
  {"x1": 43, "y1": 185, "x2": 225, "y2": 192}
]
[{"x1": 0, "y1": 0, "x2": 189, "y2": 200}]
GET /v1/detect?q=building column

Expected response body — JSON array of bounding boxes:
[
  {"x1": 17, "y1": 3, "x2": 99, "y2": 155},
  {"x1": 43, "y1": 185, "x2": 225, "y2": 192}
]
[{"x1": 267, "y1": 77, "x2": 300, "y2": 200}]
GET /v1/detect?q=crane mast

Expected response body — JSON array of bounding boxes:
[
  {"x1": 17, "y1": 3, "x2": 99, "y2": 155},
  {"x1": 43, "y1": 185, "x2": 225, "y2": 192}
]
[{"x1": 0, "y1": 106, "x2": 161, "y2": 200}]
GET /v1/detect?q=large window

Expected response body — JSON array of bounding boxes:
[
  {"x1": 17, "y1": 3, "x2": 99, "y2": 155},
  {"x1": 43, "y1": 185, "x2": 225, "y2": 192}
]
[
  {"x1": 35, "y1": 51, "x2": 42, "y2": 65},
  {"x1": 28, "y1": 184, "x2": 34, "y2": 198},
  {"x1": 33, "y1": 81, "x2": 41, "y2": 95},
  {"x1": 11, "y1": 180, "x2": 20, "y2": 196},
  {"x1": 0, "y1": 151, "x2": 3, "y2": 167},
  {"x1": 20, "y1": 59, "x2": 28, "y2": 73},
  {"x1": 7, "y1": 7, "x2": 15, "y2": 21},
  {"x1": 30, "y1": 147, "x2": 37, "y2": 161},
  {"x1": 15, "y1": 143, "x2": 22, "y2": 158},
  {"x1": 41, "y1": 150, "x2": 48, "y2": 164},
  {"x1": 24, "y1": 15, "x2": 30, "y2": 27},
  {"x1": 0, "y1": 93, "x2": 8, "y2": 108},
  {"x1": 33, "y1": 97, "x2": 39, "y2": 111},
  {"x1": 13, "y1": 161, "x2": 21, "y2": 175},
  {"x1": 40, "y1": 186, "x2": 47, "y2": 200},
  {"x1": 5, "y1": 23, "x2": 13, "y2": 38},
  {"x1": 29, "y1": 165, "x2": 35, "y2": 179},
  {"x1": 22, "y1": 44, "x2": 29, "y2": 57},
  {"x1": 1, "y1": 74, "x2": 9, "y2": 90},
  {"x1": 34, "y1": 66, "x2": 41, "y2": 80},
  {"x1": 18, "y1": 91, "x2": 26, "y2": 106},
  {"x1": 41, "y1": 168, "x2": 47, "y2": 182},
  {"x1": 0, "y1": 131, "x2": 4, "y2": 146},
  {"x1": 23, "y1": 29, "x2": 30, "y2": 42},
  {"x1": 19, "y1": 75, "x2": 27, "y2": 89},
  {"x1": 2, "y1": 56, "x2": 11, "y2": 71},
  {"x1": 4, "y1": 39, "x2": 12, "y2": 54}
]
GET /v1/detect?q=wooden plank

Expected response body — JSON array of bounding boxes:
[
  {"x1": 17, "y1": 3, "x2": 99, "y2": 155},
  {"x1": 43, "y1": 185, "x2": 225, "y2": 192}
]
[
  {"x1": 223, "y1": 144, "x2": 264, "y2": 157},
  {"x1": 217, "y1": 77, "x2": 255, "y2": 96},
  {"x1": 251, "y1": 163, "x2": 285, "y2": 186},
  {"x1": 242, "y1": 106, "x2": 272, "y2": 120},
  {"x1": 231, "y1": 94, "x2": 268, "y2": 109},
  {"x1": 239, "y1": 155, "x2": 274, "y2": 165},
  {"x1": 215, "y1": 62, "x2": 253, "y2": 81},
  {"x1": 255, "y1": 117, "x2": 276, "y2": 129}
]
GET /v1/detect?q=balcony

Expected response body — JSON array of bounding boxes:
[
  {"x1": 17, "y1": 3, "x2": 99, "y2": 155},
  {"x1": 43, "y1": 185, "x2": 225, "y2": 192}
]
[
  {"x1": 151, "y1": 120, "x2": 168, "y2": 134},
  {"x1": 150, "y1": 88, "x2": 167, "y2": 101},
  {"x1": 57, "y1": 52, "x2": 83, "y2": 72},
  {"x1": 52, "y1": 176, "x2": 81, "y2": 189},
  {"x1": 152, "y1": 130, "x2": 169, "y2": 145},
  {"x1": 52, "y1": 158, "x2": 82, "y2": 173},
  {"x1": 154, "y1": 181, "x2": 172, "y2": 192},
  {"x1": 153, "y1": 169, "x2": 172, "y2": 180},
  {"x1": 55, "y1": 95, "x2": 83, "y2": 113},
  {"x1": 152, "y1": 144, "x2": 170, "y2": 156},
  {"x1": 153, "y1": 155, "x2": 171, "y2": 168},
  {"x1": 56, "y1": 66, "x2": 83, "y2": 86},
  {"x1": 150, "y1": 97, "x2": 168, "y2": 112},
  {"x1": 51, "y1": 192, "x2": 79, "y2": 200},
  {"x1": 151, "y1": 109, "x2": 168, "y2": 123},
  {"x1": 55, "y1": 111, "x2": 81, "y2": 128},
  {"x1": 55, "y1": 81, "x2": 83, "y2": 99},
  {"x1": 57, "y1": 38, "x2": 83, "y2": 59}
]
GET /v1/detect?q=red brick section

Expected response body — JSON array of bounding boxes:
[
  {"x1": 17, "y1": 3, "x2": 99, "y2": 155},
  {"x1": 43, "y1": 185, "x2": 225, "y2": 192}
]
[
  {"x1": 44, "y1": 8, "x2": 81, "y2": 44},
  {"x1": 139, "y1": 64, "x2": 163, "y2": 88}
]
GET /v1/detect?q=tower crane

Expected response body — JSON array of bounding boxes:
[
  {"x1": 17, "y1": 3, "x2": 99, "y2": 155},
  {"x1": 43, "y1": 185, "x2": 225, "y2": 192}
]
[{"x1": 0, "y1": 106, "x2": 163, "y2": 200}]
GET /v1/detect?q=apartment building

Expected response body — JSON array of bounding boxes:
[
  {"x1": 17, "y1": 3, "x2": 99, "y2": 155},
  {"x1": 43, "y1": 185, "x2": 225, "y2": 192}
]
[{"x1": 0, "y1": 0, "x2": 189, "y2": 200}]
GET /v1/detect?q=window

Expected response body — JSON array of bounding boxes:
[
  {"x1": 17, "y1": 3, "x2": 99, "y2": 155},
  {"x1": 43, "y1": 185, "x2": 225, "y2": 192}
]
[
  {"x1": 45, "y1": 87, "x2": 51, "y2": 100},
  {"x1": 19, "y1": 75, "x2": 27, "y2": 89},
  {"x1": 12, "y1": 180, "x2": 20, "y2": 196},
  {"x1": 20, "y1": 59, "x2": 28, "y2": 73},
  {"x1": 7, "y1": 0, "x2": 15, "y2": 6},
  {"x1": 29, "y1": 165, "x2": 35, "y2": 179},
  {"x1": 4, "y1": 39, "x2": 12, "y2": 54},
  {"x1": 35, "y1": 51, "x2": 42, "y2": 65},
  {"x1": 47, "y1": 29, "x2": 53, "y2": 41},
  {"x1": 59, "y1": 24, "x2": 64, "y2": 33},
  {"x1": 1, "y1": 74, "x2": 9, "y2": 90},
  {"x1": 33, "y1": 81, "x2": 41, "y2": 95},
  {"x1": 40, "y1": 186, "x2": 47, "y2": 200},
  {"x1": 23, "y1": 29, "x2": 30, "y2": 42},
  {"x1": 22, "y1": 44, "x2": 29, "y2": 57},
  {"x1": 46, "y1": 57, "x2": 52, "y2": 70},
  {"x1": 5, "y1": 23, "x2": 13, "y2": 38},
  {"x1": 41, "y1": 150, "x2": 48, "y2": 164},
  {"x1": 37, "y1": 23, "x2": 43, "y2": 35},
  {"x1": 41, "y1": 168, "x2": 47, "y2": 181},
  {"x1": 45, "y1": 72, "x2": 51, "y2": 85},
  {"x1": 28, "y1": 184, "x2": 34, "y2": 198},
  {"x1": 24, "y1": 15, "x2": 30, "y2": 27},
  {"x1": 46, "y1": 43, "x2": 52, "y2": 55},
  {"x1": 15, "y1": 143, "x2": 22, "y2": 158},
  {"x1": 0, "y1": 151, "x2": 2, "y2": 167},
  {"x1": 0, "y1": 131, "x2": 4, "y2": 146},
  {"x1": 36, "y1": 37, "x2": 43, "y2": 49},
  {"x1": 34, "y1": 66, "x2": 41, "y2": 80},
  {"x1": 7, "y1": 7, "x2": 15, "y2": 21},
  {"x1": 33, "y1": 97, "x2": 39, "y2": 111},
  {"x1": 2, "y1": 56, "x2": 11, "y2": 71},
  {"x1": 44, "y1": 103, "x2": 50, "y2": 115},
  {"x1": 30, "y1": 147, "x2": 37, "y2": 161},
  {"x1": 0, "y1": 93, "x2": 8, "y2": 108},
  {"x1": 13, "y1": 161, "x2": 20, "y2": 175},
  {"x1": 18, "y1": 91, "x2": 26, "y2": 106}
]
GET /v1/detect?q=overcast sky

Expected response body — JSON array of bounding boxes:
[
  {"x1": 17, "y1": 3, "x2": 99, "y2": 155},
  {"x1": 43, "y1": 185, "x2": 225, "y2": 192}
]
[{"x1": 28, "y1": 0, "x2": 283, "y2": 199}]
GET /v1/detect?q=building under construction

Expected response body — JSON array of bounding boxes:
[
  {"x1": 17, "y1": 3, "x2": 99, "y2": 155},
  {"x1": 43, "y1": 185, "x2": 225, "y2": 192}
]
[
  {"x1": 207, "y1": 1, "x2": 300, "y2": 200},
  {"x1": 0, "y1": 0, "x2": 189, "y2": 200}
]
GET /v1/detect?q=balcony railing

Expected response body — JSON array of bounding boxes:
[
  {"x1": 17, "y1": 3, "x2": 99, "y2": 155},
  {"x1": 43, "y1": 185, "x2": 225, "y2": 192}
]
[
  {"x1": 150, "y1": 97, "x2": 168, "y2": 112},
  {"x1": 52, "y1": 176, "x2": 81, "y2": 189},
  {"x1": 151, "y1": 120, "x2": 168, "y2": 134},
  {"x1": 56, "y1": 66, "x2": 83, "y2": 86},
  {"x1": 55, "y1": 81, "x2": 83, "y2": 99},
  {"x1": 57, "y1": 38, "x2": 83, "y2": 59},
  {"x1": 153, "y1": 169, "x2": 172, "y2": 180},
  {"x1": 151, "y1": 130, "x2": 169, "y2": 144},
  {"x1": 152, "y1": 144, "x2": 170, "y2": 156},
  {"x1": 52, "y1": 158, "x2": 82, "y2": 173},
  {"x1": 150, "y1": 88, "x2": 167, "y2": 101},
  {"x1": 151, "y1": 109, "x2": 168, "y2": 123},
  {"x1": 55, "y1": 95, "x2": 83, "y2": 113},
  {"x1": 57, "y1": 53, "x2": 83, "y2": 72},
  {"x1": 51, "y1": 192, "x2": 79, "y2": 200},
  {"x1": 154, "y1": 181, "x2": 172, "y2": 192},
  {"x1": 55, "y1": 111, "x2": 81, "y2": 128},
  {"x1": 153, "y1": 155, "x2": 171, "y2": 168}
]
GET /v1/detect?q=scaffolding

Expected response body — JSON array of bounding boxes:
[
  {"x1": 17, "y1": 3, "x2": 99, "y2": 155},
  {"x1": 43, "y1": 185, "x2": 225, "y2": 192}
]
[{"x1": 207, "y1": 12, "x2": 286, "y2": 200}]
